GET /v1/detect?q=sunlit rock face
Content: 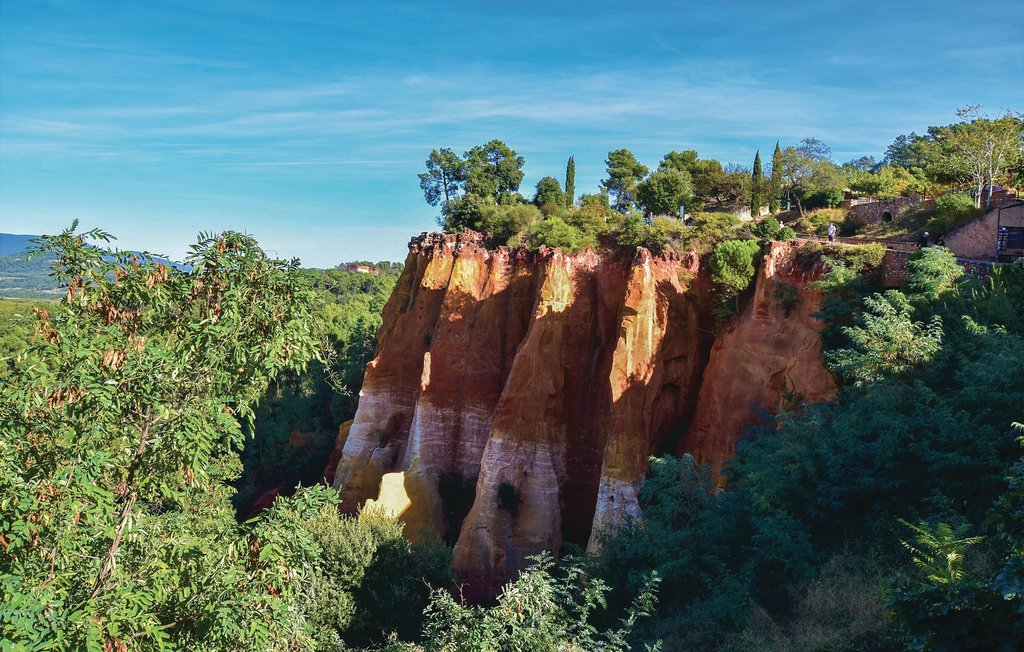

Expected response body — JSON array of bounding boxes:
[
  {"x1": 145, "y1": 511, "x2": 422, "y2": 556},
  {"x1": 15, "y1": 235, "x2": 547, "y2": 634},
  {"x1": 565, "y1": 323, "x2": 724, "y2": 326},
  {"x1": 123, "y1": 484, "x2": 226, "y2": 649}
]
[{"x1": 329, "y1": 233, "x2": 835, "y2": 599}]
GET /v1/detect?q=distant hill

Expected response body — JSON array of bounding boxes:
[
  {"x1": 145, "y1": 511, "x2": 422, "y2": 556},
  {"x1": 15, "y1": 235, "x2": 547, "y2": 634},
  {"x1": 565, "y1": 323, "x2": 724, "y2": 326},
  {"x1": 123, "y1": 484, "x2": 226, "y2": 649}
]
[
  {"x1": 0, "y1": 233, "x2": 189, "y2": 298},
  {"x1": 0, "y1": 233, "x2": 39, "y2": 257}
]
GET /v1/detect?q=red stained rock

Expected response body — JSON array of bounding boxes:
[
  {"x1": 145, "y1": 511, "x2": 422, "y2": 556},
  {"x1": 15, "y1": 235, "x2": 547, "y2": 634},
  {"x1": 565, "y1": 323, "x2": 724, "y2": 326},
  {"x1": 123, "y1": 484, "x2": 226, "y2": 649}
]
[{"x1": 326, "y1": 233, "x2": 836, "y2": 599}]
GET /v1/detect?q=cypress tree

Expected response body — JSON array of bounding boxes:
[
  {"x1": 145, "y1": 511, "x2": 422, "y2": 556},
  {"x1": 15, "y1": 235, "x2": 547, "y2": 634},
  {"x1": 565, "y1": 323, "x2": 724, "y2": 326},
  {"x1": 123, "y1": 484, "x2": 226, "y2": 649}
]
[
  {"x1": 769, "y1": 141, "x2": 783, "y2": 213},
  {"x1": 564, "y1": 156, "x2": 576, "y2": 207},
  {"x1": 751, "y1": 150, "x2": 763, "y2": 216}
]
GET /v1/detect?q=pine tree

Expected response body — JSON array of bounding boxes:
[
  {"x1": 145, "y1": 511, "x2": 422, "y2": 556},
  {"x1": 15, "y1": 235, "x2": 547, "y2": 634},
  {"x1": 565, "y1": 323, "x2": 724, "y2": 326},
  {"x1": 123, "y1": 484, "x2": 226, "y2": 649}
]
[
  {"x1": 564, "y1": 155, "x2": 576, "y2": 208},
  {"x1": 769, "y1": 141, "x2": 782, "y2": 213},
  {"x1": 751, "y1": 150, "x2": 763, "y2": 216}
]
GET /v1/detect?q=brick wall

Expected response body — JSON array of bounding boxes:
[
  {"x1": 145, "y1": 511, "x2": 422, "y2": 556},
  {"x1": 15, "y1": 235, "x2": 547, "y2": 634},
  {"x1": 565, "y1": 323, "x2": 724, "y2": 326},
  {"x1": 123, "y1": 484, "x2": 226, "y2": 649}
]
[
  {"x1": 881, "y1": 249, "x2": 992, "y2": 288},
  {"x1": 848, "y1": 196, "x2": 933, "y2": 227},
  {"x1": 944, "y1": 208, "x2": 999, "y2": 260}
]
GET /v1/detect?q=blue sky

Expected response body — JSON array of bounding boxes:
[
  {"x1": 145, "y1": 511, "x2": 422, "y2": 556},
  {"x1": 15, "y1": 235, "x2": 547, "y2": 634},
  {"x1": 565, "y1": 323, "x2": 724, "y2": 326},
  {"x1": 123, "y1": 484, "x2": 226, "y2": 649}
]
[{"x1": 1, "y1": 0, "x2": 1022, "y2": 267}]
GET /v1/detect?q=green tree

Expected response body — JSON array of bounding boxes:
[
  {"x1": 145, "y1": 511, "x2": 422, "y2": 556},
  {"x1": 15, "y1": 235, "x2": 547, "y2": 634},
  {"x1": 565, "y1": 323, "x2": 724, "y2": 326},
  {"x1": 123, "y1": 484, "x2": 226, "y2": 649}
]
[
  {"x1": 825, "y1": 290, "x2": 943, "y2": 386},
  {"x1": 691, "y1": 160, "x2": 750, "y2": 210},
  {"x1": 941, "y1": 106, "x2": 1023, "y2": 208},
  {"x1": 750, "y1": 150, "x2": 764, "y2": 215},
  {"x1": 777, "y1": 139, "x2": 843, "y2": 216},
  {"x1": 527, "y1": 216, "x2": 586, "y2": 252},
  {"x1": 769, "y1": 141, "x2": 782, "y2": 212},
  {"x1": 564, "y1": 155, "x2": 576, "y2": 207},
  {"x1": 533, "y1": 176, "x2": 564, "y2": 209},
  {"x1": 658, "y1": 150, "x2": 699, "y2": 174},
  {"x1": 464, "y1": 140, "x2": 526, "y2": 203},
  {"x1": 0, "y1": 224, "x2": 327, "y2": 649},
  {"x1": 419, "y1": 147, "x2": 465, "y2": 208},
  {"x1": 709, "y1": 239, "x2": 762, "y2": 319},
  {"x1": 636, "y1": 169, "x2": 692, "y2": 216},
  {"x1": 421, "y1": 553, "x2": 659, "y2": 652},
  {"x1": 602, "y1": 149, "x2": 649, "y2": 212}
]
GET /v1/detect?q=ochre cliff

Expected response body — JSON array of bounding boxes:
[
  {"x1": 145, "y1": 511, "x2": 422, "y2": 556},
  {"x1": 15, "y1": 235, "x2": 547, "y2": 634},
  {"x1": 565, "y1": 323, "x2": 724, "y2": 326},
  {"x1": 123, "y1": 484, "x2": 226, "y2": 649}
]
[{"x1": 329, "y1": 232, "x2": 836, "y2": 599}]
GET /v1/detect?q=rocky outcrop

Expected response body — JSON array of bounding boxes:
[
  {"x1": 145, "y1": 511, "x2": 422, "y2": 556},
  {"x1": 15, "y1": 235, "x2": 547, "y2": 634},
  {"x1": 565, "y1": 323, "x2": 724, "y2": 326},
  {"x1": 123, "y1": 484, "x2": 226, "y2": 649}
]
[
  {"x1": 329, "y1": 233, "x2": 836, "y2": 599},
  {"x1": 681, "y1": 242, "x2": 837, "y2": 477}
]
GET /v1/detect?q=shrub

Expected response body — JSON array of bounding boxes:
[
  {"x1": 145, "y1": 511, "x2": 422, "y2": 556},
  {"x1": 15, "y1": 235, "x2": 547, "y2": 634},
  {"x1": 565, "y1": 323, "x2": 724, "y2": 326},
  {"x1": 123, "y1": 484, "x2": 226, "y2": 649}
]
[
  {"x1": 527, "y1": 216, "x2": 587, "y2": 252},
  {"x1": 440, "y1": 193, "x2": 491, "y2": 233},
  {"x1": 617, "y1": 214, "x2": 669, "y2": 253},
  {"x1": 565, "y1": 203, "x2": 613, "y2": 242},
  {"x1": 773, "y1": 282, "x2": 800, "y2": 316},
  {"x1": 710, "y1": 239, "x2": 762, "y2": 294},
  {"x1": 804, "y1": 187, "x2": 844, "y2": 210},
  {"x1": 479, "y1": 203, "x2": 541, "y2": 247},
  {"x1": 927, "y1": 193, "x2": 977, "y2": 234},
  {"x1": 710, "y1": 239, "x2": 762, "y2": 321},
  {"x1": 747, "y1": 218, "x2": 797, "y2": 242}
]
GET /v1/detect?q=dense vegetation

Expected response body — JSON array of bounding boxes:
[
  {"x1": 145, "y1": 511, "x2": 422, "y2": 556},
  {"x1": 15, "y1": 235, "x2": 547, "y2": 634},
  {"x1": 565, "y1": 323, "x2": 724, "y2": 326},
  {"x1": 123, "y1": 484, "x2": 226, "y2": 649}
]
[
  {"x1": 2, "y1": 104, "x2": 1022, "y2": 650},
  {"x1": 233, "y1": 264, "x2": 402, "y2": 516},
  {"x1": 418, "y1": 107, "x2": 1021, "y2": 250},
  {"x1": 588, "y1": 248, "x2": 1024, "y2": 650}
]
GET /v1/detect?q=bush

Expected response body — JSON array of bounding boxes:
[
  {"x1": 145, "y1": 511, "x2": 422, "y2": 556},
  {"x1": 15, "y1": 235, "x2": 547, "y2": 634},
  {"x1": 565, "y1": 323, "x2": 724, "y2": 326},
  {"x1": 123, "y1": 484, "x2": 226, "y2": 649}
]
[
  {"x1": 747, "y1": 218, "x2": 798, "y2": 242},
  {"x1": 527, "y1": 216, "x2": 587, "y2": 252},
  {"x1": 927, "y1": 193, "x2": 977, "y2": 234},
  {"x1": 565, "y1": 204, "x2": 613, "y2": 243},
  {"x1": 616, "y1": 214, "x2": 669, "y2": 253},
  {"x1": 773, "y1": 282, "x2": 800, "y2": 316},
  {"x1": 804, "y1": 187, "x2": 844, "y2": 210},
  {"x1": 710, "y1": 239, "x2": 761, "y2": 294},
  {"x1": 479, "y1": 203, "x2": 542, "y2": 247},
  {"x1": 710, "y1": 239, "x2": 762, "y2": 321}
]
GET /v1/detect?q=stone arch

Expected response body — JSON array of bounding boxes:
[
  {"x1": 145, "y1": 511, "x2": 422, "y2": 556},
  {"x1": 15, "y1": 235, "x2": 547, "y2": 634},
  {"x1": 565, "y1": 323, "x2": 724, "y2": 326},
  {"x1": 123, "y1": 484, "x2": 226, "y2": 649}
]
[{"x1": 881, "y1": 210, "x2": 893, "y2": 223}]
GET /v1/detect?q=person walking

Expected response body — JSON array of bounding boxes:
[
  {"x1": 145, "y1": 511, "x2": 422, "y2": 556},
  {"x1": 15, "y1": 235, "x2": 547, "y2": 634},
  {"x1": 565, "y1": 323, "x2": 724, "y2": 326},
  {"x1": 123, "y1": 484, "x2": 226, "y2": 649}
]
[
  {"x1": 827, "y1": 223, "x2": 837, "y2": 243},
  {"x1": 917, "y1": 231, "x2": 930, "y2": 248}
]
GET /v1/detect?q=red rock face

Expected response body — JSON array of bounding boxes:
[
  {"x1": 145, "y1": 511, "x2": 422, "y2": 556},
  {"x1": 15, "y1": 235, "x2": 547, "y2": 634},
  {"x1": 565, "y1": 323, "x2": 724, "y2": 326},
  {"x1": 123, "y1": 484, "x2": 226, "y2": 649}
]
[
  {"x1": 681, "y1": 241, "x2": 838, "y2": 477},
  {"x1": 329, "y1": 233, "x2": 836, "y2": 599}
]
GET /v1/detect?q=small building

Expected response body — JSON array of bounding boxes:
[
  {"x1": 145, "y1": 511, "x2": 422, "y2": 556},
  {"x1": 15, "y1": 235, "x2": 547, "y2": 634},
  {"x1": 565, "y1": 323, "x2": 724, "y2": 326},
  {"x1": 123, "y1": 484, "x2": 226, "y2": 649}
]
[
  {"x1": 343, "y1": 263, "x2": 380, "y2": 275},
  {"x1": 944, "y1": 200, "x2": 1024, "y2": 262}
]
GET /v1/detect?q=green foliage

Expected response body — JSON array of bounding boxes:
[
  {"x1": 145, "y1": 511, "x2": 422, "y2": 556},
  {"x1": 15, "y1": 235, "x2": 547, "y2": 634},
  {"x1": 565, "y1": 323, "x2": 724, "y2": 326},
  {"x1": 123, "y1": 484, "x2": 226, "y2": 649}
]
[
  {"x1": 235, "y1": 264, "x2": 401, "y2": 515},
  {"x1": 591, "y1": 246, "x2": 1024, "y2": 651},
  {"x1": 769, "y1": 141, "x2": 783, "y2": 213},
  {"x1": 905, "y1": 246, "x2": 964, "y2": 299},
  {"x1": 928, "y1": 193, "x2": 978, "y2": 234},
  {"x1": 0, "y1": 224, "x2": 326, "y2": 649},
  {"x1": 463, "y1": 140, "x2": 526, "y2": 204},
  {"x1": 636, "y1": 168, "x2": 692, "y2": 216},
  {"x1": 564, "y1": 156, "x2": 575, "y2": 208},
  {"x1": 421, "y1": 552, "x2": 660, "y2": 652},
  {"x1": 708, "y1": 239, "x2": 760, "y2": 321},
  {"x1": 527, "y1": 216, "x2": 587, "y2": 252},
  {"x1": 777, "y1": 139, "x2": 844, "y2": 215},
  {"x1": 616, "y1": 214, "x2": 668, "y2": 254},
  {"x1": 440, "y1": 192, "x2": 492, "y2": 233},
  {"x1": 419, "y1": 147, "x2": 465, "y2": 207},
  {"x1": 746, "y1": 217, "x2": 795, "y2": 242},
  {"x1": 602, "y1": 149, "x2": 649, "y2": 212},
  {"x1": 533, "y1": 176, "x2": 564, "y2": 210},
  {"x1": 773, "y1": 282, "x2": 800, "y2": 316},
  {"x1": 480, "y1": 203, "x2": 542, "y2": 247},
  {"x1": 846, "y1": 164, "x2": 924, "y2": 199},
  {"x1": 303, "y1": 506, "x2": 452, "y2": 647},
  {"x1": 803, "y1": 186, "x2": 844, "y2": 210},
  {"x1": 751, "y1": 150, "x2": 764, "y2": 215},
  {"x1": 826, "y1": 291, "x2": 943, "y2": 386},
  {"x1": 889, "y1": 520, "x2": 1018, "y2": 651},
  {"x1": 710, "y1": 239, "x2": 761, "y2": 294}
]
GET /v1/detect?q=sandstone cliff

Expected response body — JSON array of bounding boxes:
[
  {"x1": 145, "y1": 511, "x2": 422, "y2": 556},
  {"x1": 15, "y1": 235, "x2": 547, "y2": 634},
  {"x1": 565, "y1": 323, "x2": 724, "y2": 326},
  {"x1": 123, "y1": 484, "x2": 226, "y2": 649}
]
[{"x1": 330, "y1": 232, "x2": 836, "y2": 599}]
